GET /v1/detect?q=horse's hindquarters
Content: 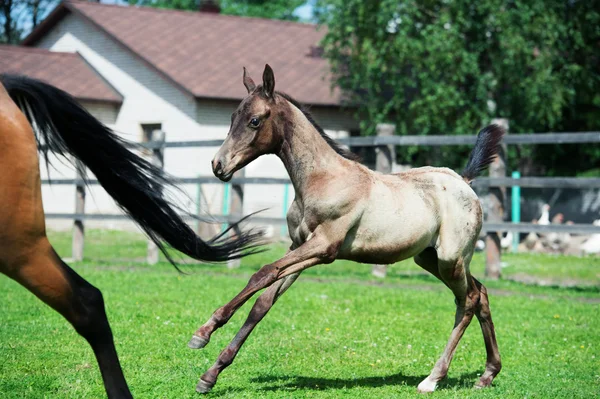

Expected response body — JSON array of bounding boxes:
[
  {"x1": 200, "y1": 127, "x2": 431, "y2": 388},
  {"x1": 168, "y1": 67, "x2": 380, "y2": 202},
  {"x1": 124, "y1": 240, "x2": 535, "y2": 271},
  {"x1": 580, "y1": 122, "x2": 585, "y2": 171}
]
[{"x1": 0, "y1": 94, "x2": 47, "y2": 270}]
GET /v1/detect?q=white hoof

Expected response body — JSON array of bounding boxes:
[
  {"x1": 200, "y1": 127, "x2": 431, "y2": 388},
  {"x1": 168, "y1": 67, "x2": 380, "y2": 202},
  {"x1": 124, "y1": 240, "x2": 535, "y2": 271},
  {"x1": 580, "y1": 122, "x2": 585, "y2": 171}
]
[{"x1": 417, "y1": 377, "x2": 437, "y2": 393}]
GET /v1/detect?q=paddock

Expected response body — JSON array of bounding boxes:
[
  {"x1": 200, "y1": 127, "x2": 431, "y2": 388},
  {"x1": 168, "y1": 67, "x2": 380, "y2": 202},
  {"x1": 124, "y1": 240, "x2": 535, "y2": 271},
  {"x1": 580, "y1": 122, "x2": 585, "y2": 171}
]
[
  {"x1": 0, "y1": 230, "x2": 598, "y2": 398},
  {"x1": 1, "y1": 1, "x2": 598, "y2": 397}
]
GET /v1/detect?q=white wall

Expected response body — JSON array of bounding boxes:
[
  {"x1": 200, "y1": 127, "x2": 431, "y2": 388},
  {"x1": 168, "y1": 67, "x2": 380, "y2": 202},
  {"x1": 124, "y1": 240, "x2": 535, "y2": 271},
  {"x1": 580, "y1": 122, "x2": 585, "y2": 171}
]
[
  {"x1": 36, "y1": 13, "x2": 221, "y2": 231},
  {"x1": 35, "y1": 12, "x2": 359, "y2": 236}
]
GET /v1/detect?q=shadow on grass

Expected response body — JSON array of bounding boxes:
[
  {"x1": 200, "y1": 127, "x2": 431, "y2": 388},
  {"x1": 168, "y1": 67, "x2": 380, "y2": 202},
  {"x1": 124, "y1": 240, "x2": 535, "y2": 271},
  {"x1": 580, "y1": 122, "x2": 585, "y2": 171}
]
[{"x1": 217, "y1": 370, "x2": 482, "y2": 393}]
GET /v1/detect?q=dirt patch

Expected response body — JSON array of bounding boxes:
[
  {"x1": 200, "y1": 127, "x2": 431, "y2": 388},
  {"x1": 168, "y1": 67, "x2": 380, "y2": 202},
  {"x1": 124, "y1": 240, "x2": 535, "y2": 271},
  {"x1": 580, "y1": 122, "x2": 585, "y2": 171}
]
[{"x1": 504, "y1": 273, "x2": 597, "y2": 289}]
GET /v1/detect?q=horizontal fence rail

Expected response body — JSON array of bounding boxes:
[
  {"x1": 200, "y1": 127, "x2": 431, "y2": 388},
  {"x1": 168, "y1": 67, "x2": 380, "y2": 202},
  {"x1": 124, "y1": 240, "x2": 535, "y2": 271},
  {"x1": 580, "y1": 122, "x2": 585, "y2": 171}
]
[
  {"x1": 471, "y1": 177, "x2": 600, "y2": 189},
  {"x1": 339, "y1": 132, "x2": 600, "y2": 146},
  {"x1": 42, "y1": 176, "x2": 600, "y2": 189},
  {"x1": 44, "y1": 212, "x2": 600, "y2": 234},
  {"x1": 40, "y1": 132, "x2": 600, "y2": 152},
  {"x1": 482, "y1": 222, "x2": 600, "y2": 234},
  {"x1": 42, "y1": 129, "x2": 600, "y2": 267},
  {"x1": 128, "y1": 131, "x2": 600, "y2": 149}
]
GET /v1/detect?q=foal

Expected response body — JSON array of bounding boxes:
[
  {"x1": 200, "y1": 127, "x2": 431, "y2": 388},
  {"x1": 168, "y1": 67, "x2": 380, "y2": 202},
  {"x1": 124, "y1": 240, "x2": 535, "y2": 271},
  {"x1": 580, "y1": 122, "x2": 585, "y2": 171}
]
[{"x1": 189, "y1": 65, "x2": 503, "y2": 394}]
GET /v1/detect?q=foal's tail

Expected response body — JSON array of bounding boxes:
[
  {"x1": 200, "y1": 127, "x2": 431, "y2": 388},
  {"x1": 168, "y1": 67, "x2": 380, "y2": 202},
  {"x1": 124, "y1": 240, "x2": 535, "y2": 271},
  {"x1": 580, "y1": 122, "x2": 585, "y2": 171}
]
[
  {"x1": 462, "y1": 124, "x2": 505, "y2": 184},
  {"x1": 1, "y1": 74, "x2": 262, "y2": 263}
]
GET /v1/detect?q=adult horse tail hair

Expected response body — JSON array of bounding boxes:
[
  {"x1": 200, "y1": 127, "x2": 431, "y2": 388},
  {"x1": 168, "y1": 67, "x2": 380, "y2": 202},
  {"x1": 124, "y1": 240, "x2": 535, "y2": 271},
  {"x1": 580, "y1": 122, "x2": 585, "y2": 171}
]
[
  {"x1": 462, "y1": 124, "x2": 505, "y2": 184},
  {"x1": 1, "y1": 74, "x2": 263, "y2": 264}
]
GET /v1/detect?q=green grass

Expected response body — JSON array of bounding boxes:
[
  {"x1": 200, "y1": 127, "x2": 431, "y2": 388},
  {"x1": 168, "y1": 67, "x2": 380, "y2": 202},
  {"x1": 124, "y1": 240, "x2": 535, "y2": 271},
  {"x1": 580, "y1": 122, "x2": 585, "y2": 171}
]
[
  {"x1": 1, "y1": 230, "x2": 599, "y2": 398},
  {"x1": 46, "y1": 230, "x2": 600, "y2": 290}
]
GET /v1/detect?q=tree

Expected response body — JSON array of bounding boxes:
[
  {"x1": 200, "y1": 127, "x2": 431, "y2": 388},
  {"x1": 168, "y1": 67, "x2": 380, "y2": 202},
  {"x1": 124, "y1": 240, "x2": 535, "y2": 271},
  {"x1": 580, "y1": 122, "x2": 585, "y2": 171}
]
[
  {"x1": 129, "y1": 0, "x2": 306, "y2": 21},
  {"x1": 316, "y1": 0, "x2": 600, "y2": 175},
  {"x1": 1, "y1": 0, "x2": 22, "y2": 44},
  {"x1": 0, "y1": 0, "x2": 56, "y2": 44}
]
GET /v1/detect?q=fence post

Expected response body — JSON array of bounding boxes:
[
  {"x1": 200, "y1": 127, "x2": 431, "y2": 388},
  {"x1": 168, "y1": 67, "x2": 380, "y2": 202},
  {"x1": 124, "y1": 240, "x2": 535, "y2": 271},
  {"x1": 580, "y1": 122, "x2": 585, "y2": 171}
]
[
  {"x1": 485, "y1": 118, "x2": 508, "y2": 280},
  {"x1": 372, "y1": 123, "x2": 396, "y2": 278},
  {"x1": 227, "y1": 168, "x2": 245, "y2": 269},
  {"x1": 147, "y1": 130, "x2": 165, "y2": 265},
  {"x1": 511, "y1": 171, "x2": 521, "y2": 252},
  {"x1": 72, "y1": 159, "x2": 86, "y2": 261},
  {"x1": 196, "y1": 175, "x2": 203, "y2": 235}
]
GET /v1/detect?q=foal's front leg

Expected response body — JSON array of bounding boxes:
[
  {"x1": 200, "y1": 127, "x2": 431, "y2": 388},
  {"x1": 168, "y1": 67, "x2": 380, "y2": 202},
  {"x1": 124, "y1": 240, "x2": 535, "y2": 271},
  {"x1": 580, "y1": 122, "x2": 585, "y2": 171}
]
[
  {"x1": 188, "y1": 227, "x2": 341, "y2": 350},
  {"x1": 196, "y1": 272, "x2": 301, "y2": 393}
]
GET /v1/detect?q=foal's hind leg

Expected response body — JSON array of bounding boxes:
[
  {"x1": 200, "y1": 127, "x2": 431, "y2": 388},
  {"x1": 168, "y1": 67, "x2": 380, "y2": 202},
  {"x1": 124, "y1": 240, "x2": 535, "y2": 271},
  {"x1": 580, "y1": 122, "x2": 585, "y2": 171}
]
[
  {"x1": 472, "y1": 278, "x2": 502, "y2": 388},
  {"x1": 417, "y1": 253, "x2": 480, "y2": 393},
  {"x1": 4, "y1": 240, "x2": 131, "y2": 399},
  {"x1": 196, "y1": 272, "x2": 301, "y2": 393}
]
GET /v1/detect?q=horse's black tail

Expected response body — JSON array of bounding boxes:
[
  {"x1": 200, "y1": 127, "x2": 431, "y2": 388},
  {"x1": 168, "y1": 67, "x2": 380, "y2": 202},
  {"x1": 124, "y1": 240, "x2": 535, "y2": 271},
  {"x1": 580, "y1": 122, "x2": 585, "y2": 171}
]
[
  {"x1": 462, "y1": 124, "x2": 505, "y2": 184},
  {"x1": 1, "y1": 74, "x2": 263, "y2": 263}
]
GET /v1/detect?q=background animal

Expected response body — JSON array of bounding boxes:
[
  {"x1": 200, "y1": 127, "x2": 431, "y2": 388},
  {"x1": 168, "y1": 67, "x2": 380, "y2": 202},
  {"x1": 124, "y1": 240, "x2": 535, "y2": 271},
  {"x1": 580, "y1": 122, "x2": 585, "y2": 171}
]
[{"x1": 0, "y1": 74, "x2": 261, "y2": 399}]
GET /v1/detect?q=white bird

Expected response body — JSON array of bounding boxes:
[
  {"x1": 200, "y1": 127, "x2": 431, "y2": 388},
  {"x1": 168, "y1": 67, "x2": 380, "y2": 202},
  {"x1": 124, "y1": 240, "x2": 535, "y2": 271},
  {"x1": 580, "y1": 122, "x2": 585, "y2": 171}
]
[
  {"x1": 538, "y1": 204, "x2": 550, "y2": 225},
  {"x1": 581, "y1": 219, "x2": 600, "y2": 255},
  {"x1": 523, "y1": 232, "x2": 539, "y2": 250},
  {"x1": 475, "y1": 239, "x2": 485, "y2": 251},
  {"x1": 521, "y1": 218, "x2": 542, "y2": 252},
  {"x1": 500, "y1": 231, "x2": 513, "y2": 250}
]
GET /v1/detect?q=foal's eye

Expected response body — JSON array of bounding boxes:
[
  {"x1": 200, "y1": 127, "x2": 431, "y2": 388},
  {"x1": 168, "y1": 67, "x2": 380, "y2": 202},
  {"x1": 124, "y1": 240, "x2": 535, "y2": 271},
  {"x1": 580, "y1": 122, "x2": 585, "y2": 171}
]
[{"x1": 249, "y1": 117, "x2": 261, "y2": 128}]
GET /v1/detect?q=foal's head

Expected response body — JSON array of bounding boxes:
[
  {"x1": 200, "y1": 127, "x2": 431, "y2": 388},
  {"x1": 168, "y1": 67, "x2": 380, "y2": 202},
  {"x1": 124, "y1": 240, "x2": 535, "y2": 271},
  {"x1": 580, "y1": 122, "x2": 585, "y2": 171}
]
[{"x1": 212, "y1": 64, "x2": 285, "y2": 182}]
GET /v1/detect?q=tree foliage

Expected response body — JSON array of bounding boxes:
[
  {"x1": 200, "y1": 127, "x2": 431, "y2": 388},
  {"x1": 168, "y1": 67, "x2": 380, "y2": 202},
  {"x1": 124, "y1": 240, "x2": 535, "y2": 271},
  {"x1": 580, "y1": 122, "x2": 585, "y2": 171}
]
[
  {"x1": 317, "y1": 0, "x2": 600, "y2": 175},
  {"x1": 129, "y1": 0, "x2": 306, "y2": 21},
  {"x1": 1, "y1": 0, "x2": 56, "y2": 44}
]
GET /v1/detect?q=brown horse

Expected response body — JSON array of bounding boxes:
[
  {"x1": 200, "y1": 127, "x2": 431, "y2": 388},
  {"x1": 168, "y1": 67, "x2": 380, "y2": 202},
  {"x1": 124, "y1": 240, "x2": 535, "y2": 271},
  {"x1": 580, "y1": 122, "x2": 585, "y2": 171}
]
[
  {"x1": 0, "y1": 75, "x2": 261, "y2": 399},
  {"x1": 188, "y1": 65, "x2": 504, "y2": 394}
]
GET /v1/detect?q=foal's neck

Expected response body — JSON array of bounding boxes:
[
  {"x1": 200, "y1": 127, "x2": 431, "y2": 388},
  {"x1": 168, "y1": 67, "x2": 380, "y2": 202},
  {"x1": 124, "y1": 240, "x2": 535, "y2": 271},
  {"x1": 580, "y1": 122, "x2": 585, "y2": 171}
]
[{"x1": 277, "y1": 102, "x2": 346, "y2": 195}]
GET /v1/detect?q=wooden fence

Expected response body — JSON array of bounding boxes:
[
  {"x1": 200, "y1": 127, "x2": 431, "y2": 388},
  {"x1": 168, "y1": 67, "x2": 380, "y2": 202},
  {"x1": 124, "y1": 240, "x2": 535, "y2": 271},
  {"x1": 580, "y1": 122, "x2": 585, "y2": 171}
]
[{"x1": 43, "y1": 128, "x2": 600, "y2": 277}]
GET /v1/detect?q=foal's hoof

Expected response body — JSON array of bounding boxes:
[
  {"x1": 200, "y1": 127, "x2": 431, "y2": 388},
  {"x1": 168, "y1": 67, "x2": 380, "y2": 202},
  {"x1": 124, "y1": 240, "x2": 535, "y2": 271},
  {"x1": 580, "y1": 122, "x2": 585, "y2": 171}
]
[
  {"x1": 417, "y1": 378, "x2": 437, "y2": 393},
  {"x1": 188, "y1": 335, "x2": 209, "y2": 349},
  {"x1": 196, "y1": 379, "x2": 214, "y2": 394},
  {"x1": 474, "y1": 378, "x2": 492, "y2": 389}
]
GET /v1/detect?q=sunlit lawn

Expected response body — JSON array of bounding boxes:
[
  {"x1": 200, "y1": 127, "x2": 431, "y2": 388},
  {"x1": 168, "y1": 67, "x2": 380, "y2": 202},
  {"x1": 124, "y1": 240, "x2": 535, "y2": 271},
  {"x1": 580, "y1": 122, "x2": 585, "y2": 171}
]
[{"x1": 0, "y1": 230, "x2": 598, "y2": 398}]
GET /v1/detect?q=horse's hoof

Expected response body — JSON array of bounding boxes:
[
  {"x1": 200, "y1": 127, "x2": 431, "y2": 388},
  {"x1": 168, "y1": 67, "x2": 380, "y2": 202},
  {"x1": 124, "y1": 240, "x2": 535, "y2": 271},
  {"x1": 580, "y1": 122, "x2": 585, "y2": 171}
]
[
  {"x1": 417, "y1": 378, "x2": 437, "y2": 393},
  {"x1": 474, "y1": 378, "x2": 492, "y2": 389},
  {"x1": 196, "y1": 379, "x2": 214, "y2": 394},
  {"x1": 188, "y1": 335, "x2": 209, "y2": 349}
]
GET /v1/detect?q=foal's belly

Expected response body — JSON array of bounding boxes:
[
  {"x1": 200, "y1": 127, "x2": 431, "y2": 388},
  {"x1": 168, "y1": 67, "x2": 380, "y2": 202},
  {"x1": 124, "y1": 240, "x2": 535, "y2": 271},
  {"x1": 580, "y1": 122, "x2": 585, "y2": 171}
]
[
  {"x1": 338, "y1": 182, "x2": 439, "y2": 264},
  {"x1": 339, "y1": 223, "x2": 436, "y2": 264}
]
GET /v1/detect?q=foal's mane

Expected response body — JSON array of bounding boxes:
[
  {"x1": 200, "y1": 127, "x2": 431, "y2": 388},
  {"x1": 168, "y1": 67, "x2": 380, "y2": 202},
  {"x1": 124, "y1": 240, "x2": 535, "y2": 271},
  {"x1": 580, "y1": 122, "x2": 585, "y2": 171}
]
[{"x1": 276, "y1": 91, "x2": 360, "y2": 161}]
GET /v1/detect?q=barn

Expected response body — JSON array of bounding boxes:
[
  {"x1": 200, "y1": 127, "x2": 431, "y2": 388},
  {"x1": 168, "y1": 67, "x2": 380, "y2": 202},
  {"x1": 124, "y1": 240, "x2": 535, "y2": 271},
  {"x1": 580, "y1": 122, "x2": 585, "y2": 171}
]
[{"x1": 0, "y1": 0, "x2": 358, "y2": 235}]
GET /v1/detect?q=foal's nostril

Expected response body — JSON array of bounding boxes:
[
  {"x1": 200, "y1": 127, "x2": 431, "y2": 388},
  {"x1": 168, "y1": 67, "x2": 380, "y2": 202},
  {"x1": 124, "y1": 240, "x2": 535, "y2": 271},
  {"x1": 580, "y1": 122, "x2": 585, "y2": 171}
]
[{"x1": 213, "y1": 160, "x2": 223, "y2": 175}]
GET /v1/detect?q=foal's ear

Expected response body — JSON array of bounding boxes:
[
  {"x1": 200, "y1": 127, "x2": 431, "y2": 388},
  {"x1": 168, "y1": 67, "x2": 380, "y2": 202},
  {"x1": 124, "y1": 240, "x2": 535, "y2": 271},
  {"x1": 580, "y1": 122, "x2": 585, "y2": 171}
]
[
  {"x1": 262, "y1": 64, "x2": 275, "y2": 98},
  {"x1": 243, "y1": 67, "x2": 256, "y2": 93}
]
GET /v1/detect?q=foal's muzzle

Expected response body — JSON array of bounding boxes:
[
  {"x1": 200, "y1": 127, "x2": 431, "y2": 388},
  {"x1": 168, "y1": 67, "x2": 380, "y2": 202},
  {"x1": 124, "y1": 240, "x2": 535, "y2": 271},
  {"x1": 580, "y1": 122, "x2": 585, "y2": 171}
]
[{"x1": 211, "y1": 157, "x2": 233, "y2": 182}]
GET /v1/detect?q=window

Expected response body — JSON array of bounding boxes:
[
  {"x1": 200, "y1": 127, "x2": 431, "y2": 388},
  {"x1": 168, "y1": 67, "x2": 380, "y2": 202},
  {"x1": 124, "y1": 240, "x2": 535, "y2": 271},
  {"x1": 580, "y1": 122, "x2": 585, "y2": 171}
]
[
  {"x1": 141, "y1": 123, "x2": 162, "y2": 143},
  {"x1": 140, "y1": 123, "x2": 164, "y2": 165}
]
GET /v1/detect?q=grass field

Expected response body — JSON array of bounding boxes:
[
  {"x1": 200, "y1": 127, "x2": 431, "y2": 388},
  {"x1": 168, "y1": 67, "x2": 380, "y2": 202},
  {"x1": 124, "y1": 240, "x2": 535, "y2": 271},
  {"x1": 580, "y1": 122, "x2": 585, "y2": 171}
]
[{"x1": 1, "y1": 230, "x2": 599, "y2": 398}]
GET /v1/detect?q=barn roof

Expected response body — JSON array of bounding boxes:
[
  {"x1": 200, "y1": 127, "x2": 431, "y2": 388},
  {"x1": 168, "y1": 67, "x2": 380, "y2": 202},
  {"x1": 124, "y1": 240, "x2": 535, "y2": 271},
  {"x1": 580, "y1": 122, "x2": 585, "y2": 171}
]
[
  {"x1": 24, "y1": 1, "x2": 343, "y2": 106},
  {"x1": 0, "y1": 45, "x2": 123, "y2": 104}
]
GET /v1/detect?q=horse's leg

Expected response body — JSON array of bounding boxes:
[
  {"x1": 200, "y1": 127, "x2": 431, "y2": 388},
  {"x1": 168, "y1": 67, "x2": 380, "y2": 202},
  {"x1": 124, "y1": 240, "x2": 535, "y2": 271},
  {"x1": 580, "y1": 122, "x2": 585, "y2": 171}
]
[
  {"x1": 196, "y1": 272, "x2": 301, "y2": 393},
  {"x1": 472, "y1": 277, "x2": 502, "y2": 388},
  {"x1": 188, "y1": 226, "x2": 340, "y2": 349},
  {"x1": 417, "y1": 252, "x2": 480, "y2": 393},
  {"x1": 4, "y1": 241, "x2": 131, "y2": 399}
]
